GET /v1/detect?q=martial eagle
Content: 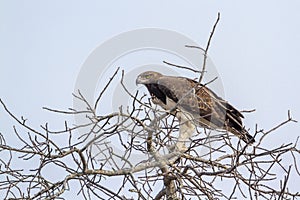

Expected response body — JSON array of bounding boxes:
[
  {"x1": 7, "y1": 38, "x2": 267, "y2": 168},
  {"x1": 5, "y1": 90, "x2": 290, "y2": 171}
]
[{"x1": 136, "y1": 71, "x2": 255, "y2": 144}]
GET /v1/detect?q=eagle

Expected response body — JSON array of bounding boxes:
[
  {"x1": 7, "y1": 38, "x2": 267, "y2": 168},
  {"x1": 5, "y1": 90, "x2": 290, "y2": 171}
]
[{"x1": 136, "y1": 71, "x2": 255, "y2": 144}]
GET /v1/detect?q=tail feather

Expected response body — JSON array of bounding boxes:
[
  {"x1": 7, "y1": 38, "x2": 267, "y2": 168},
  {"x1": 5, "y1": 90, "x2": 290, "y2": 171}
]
[{"x1": 231, "y1": 128, "x2": 255, "y2": 144}]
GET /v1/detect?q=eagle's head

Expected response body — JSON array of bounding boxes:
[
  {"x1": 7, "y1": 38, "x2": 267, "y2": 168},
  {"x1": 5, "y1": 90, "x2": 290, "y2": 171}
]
[{"x1": 136, "y1": 71, "x2": 163, "y2": 85}]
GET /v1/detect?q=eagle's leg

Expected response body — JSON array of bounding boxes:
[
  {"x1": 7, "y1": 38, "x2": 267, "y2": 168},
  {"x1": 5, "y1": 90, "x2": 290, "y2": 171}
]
[{"x1": 174, "y1": 112, "x2": 196, "y2": 152}]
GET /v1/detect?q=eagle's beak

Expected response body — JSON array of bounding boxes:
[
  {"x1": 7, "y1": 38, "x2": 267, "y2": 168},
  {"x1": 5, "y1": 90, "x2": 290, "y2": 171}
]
[{"x1": 136, "y1": 76, "x2": 142, "y2": 86}]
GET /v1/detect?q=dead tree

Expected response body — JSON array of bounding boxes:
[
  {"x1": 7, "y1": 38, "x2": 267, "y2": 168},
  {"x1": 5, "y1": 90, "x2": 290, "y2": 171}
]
[
  {"x1": 1, "y1": 14, "x2": 299, "y2": 200},
  {"x1": 1, "y1": 68, "x2": 299, "y2": 199}
]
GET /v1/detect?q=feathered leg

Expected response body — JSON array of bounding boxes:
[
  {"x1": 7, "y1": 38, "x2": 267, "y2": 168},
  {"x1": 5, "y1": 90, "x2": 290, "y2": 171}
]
[{"x1": 175, "y1": 112, "x2": 196, "y2": 152}]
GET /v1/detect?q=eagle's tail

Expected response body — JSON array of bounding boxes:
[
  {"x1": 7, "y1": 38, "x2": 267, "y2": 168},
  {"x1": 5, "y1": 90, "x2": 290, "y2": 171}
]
[{"x1": 231, "y1": 128, "x2": 255, "y2": 144}]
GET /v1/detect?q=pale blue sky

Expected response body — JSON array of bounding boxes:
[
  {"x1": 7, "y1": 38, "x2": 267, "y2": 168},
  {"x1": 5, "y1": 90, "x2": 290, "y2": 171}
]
[{"x1": 1, "y1": 1, "x2": 299, "y2": 198}]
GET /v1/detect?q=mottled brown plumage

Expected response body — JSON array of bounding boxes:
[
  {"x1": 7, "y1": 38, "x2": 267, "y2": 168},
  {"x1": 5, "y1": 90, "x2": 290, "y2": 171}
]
[{"x1": 136, "y1": 71, "x2": 255, "y2": 144}]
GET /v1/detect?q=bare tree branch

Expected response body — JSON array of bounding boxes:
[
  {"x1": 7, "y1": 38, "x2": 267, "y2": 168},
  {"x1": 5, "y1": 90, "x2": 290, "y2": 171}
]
[{"x1": 1, "y1": 13, "x2": 299, "y2": 199}]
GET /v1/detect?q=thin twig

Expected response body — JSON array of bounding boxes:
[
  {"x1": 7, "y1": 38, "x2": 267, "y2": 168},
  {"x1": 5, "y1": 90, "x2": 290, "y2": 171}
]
[
  {"x1": 163, "y1": 60, "x2": 201, "y2": 73},
  {"x1": 186, "y1": 12, "x2": 220, "y2": 83},
  {"x1": 94, "y1": 67, "x2": 120, "y2": 110}
]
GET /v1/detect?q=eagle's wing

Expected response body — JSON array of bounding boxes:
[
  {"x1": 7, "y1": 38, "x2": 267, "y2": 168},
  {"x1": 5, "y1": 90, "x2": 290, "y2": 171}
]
[
  {"x1": 156, "y1": 76, "x2": 221, "y2": 128},
  {"x1": 157, "y1": 76, "x2": 245, "y2": 132},
  {"x1": 194, "y1": 82, "x2": 245, "y2": 132},
  {"x1": 154, "y1": 75, "x2": 254, "y2": 143}
]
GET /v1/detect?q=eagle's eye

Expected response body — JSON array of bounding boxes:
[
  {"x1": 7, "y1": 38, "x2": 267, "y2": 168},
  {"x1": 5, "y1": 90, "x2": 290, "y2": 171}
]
[{"x1": 144, "y1": 74, "x2": 152, "y2": 79}]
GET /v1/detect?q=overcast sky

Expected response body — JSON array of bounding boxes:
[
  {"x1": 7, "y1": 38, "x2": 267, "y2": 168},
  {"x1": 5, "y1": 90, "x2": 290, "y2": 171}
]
[{"x1": 1, "y1": 1, "x2": 299, "y2": 198}]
